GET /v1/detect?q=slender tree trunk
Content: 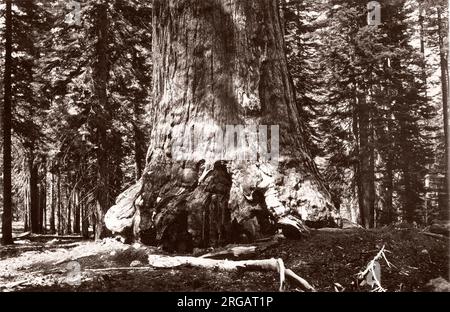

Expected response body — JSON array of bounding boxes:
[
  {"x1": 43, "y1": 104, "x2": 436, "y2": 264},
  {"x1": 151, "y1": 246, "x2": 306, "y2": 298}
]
[
  {"x1": 1, "y1": 0, "x2": 13, "y2": 245},
  {"x1": 438, "y1": 7, "x2": 450, "y2": 219},
  {"x1": 93, "y1": 1, "x2": 112, "y2": 240},
  {"x1": 106, "y1": 0, "x2": 339, "y2": 250},
  {"x1": 74, "y1": 188, "x2": 81, "y2": 234},
  {"x1": 39, "y1": 183, "x2": 45, "y2": 233},
  {"x1": 50, "y1": 171, "x2": 56, "y2": 233},
  {"x1": 419, "y1": 7, "x2": 428, "y2": 98},
  {"x1": 66, "y1": 174, "x2": 72, "y2": 235},
  {"x1": 29, "y1": 153, "x2": 41, "y2": 234},
  {"x1": 357, "y1": 89, "x2": 375, "y2": 228},
  {"x1": 352, "y1": 86, "x2": 363, "y2": 225},
  {"x1": 39, "y1": 160, "x2": 47, "y2": 233},
  {"x1": 133, "y1": 101, "x2": 144, "y2": 181},
  {"x1": 24, "y1": 180, "x2": 29, "y2": 232},
  {"x1": 66, "y1": 193, "x2": 72, "y2": 234},
  {"x1": 383, "y1": 157, "x2": 394, "y2": 224},
  {"x1": 419, "y1": 7, "x2": 431, "y2": 220},
  {"x1": 81, "y1": 201, "x2": 90, "y2": 239},
  {"x1": 402, "y1": 165, "x2": 413, "y2": 222},
  {"x1": 57, "y1": 170, "x2": 62, "y2": 235}
]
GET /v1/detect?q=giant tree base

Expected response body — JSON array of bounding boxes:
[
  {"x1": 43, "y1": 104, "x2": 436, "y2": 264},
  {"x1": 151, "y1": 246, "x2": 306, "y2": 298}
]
[{"x1": 105, "y1": 157, "x2": 340, "y2": 251}]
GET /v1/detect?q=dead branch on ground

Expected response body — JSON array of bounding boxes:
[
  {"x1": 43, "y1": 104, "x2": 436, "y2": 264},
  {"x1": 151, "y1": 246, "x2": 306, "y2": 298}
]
[
  {"x1": 147, "y1": 254, "x2": 315, "y2": 292},
  {"x1": 357, "y1": 245, "x2": 392, "y2": 292}
]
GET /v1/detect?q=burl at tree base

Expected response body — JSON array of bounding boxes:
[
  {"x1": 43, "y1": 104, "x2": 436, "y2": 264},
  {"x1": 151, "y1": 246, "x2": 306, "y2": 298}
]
[{"x1": 105, "y1": 0, "x2": 340, "y2": 252}]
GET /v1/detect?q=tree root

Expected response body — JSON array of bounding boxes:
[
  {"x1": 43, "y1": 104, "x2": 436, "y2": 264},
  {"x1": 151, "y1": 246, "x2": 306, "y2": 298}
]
[{"x1": 147, "y1": 254, "x2": 316, "y2": 292}]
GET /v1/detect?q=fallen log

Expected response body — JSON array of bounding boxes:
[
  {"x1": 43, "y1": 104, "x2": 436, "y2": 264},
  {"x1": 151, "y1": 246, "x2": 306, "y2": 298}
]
[
  {"x1": 14, "y1": 231, "x2": 31, "y2": 239},
  {"x1": 200, "y1": 240, "x2": 279, "y2": 259},
  {"x1": 147, "y1": 254, "x2": 315, "y2": 292},
  {"x1": 86, "y1": 267, "x2": 154, "y2": 272},
  {"x1": 421, "y1": 231, "x2": 449, "y2": 240},
  {"x1": 30, "y1": 234, "x2": 83, "y2": 240}
]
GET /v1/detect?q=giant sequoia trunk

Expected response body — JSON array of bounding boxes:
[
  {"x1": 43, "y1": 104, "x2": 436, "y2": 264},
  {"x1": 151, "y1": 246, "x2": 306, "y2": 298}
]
[{"x1": 106, "y1": 0, "x2": 339, "y2": 251}]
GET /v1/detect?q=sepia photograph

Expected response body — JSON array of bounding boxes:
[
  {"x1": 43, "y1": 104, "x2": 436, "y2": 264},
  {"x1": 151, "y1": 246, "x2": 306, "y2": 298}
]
[{"x1": 0, "y1": 0, "x2": 449, "y2": 297}]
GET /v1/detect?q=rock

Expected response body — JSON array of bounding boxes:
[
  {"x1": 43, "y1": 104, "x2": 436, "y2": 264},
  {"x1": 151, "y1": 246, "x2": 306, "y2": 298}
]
[
  {"x1": 105, "y1": 180, "x2": 142, "y2": 234},
  {"x1": 341, "y1": 218, "x2": 362, "y2": 229},
  {"x1": 426, "y1": 277, "x2": 450, "y2": 292},
  {"x1": 130, "y1": 260, "x2": 143, "y2": 267},
  {"x1": 421, "y1": 249, "x2": 429, "y2": 255}
]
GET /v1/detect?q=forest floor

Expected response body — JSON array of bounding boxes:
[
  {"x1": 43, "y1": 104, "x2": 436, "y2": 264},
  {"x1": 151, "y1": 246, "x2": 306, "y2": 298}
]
[{"x1": 0, "y1": 225, "x2": 449, "y2": 292}]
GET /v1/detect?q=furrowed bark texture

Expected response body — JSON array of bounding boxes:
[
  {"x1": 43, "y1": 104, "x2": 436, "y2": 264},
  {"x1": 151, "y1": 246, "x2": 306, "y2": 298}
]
[{"x1": 106, "y1": 0, "x2": 339, "y2": 251}]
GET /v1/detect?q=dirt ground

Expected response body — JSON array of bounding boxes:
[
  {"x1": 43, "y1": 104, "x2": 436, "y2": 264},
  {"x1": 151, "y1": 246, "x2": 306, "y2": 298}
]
[{"x1": 0, "y1": 227, "x2": 448, "y2": 292}]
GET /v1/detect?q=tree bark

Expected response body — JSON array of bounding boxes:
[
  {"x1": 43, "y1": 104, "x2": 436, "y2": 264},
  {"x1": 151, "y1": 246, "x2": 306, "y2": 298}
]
[
  {"x1": 134, "y1": 101, "x2": 145, "y2": 181},
  {"x1": 29, "y1": 153, "x2": 41, "y2": 234},
  {"x1": 106, "y1": 0, "x2": 339, "y2": 250},
  {"x1": 50, "y1": 171, "x2": 56, "y2": 234},
  {"x1": 1, "y1": 0, "x2": 13, "y2": 245},
  {"x1": 57, "y1": 170, "x2": 62, "y2": 235},
  {"x1": 74, "y1": 188, "x2": 81, "y2": 234},
  {"x1": 39, "y1": 159, "x2": 47, "y2": 233},
  {"x1": 39, "y1": 181, "x2": 46, "y2": 233},
  {"x1": 23, "y1": 180, "x2": 29, "y2": 232},
  {"x1": 93, "y1": 1, "x2": 112, "y2": 240},
  {"x1": 81, "y1": 200, "x2": 90, "y2": 239},
  {"x1": 66, "y1": 174, "x2": 72, "y2": 235},
  {"x1": 357, "y1": 89, "x2": 375, "y2": 228},
  {"x1": 383, "y1": 158, "x2": 394, "y2": 224}
]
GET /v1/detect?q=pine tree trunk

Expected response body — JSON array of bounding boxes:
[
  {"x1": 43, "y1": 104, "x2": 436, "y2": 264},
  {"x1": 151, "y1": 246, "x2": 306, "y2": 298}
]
[
  {"x1": 29, "y1": 153, "x2": 41, "y2": 234},
  {"x1": 93, "y1": 1, "x2": 112, "y2": 240},
  {"x1": 357, "y1": 90, "x2": 375, "y2": 228},
  {"x1": 74, "y1": 188, "x2": 81, "y2": 234},
  {"x1": 1, "y1": 0, "x2": 13, "y2": 245},
  {"x1": 134, "y1": 101, "x2": 145, "y2": 181},
  {"x1": 24, "y1": 181, "x2": 29, "y2": 232},
  {"x1": 39, "y1": 159, "x2": 47, "y2": 233},
  {"x1": 50, "y1": 171, "x2": 56, "y2": 234},
  {"x1": 419, "y1": 8, "x2": 431, "y2": 220},
  {"x1": 39, "y1": 183, "x2": 46, "y2": 233},
  {"x1": 352, "y1": 88, "x2": 362, "y2": 225},
  {"x1": 57, "y1": 170, "x2": 62, "y2": 235},
  {"x1": 66, "y1": 174, "x2": 72, "y2": 235},
  {"x1": 105, "y1": 0, "x2": 339, "y2": 250},
  {"x1": 437, "y1": 7, "x2": 449, "y2": 219},
  {"x1": 383, "y1": 158, "x2": 394, "y2": 224},
  {"x1": 81, "y1": 201, "x2": 89, "y2": 239}
]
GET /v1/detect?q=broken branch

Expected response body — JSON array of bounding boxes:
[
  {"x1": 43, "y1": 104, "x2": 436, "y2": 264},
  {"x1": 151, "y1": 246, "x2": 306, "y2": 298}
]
[{"x1": 147, "y1": 254, "x2": 315, "y2": 292}]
